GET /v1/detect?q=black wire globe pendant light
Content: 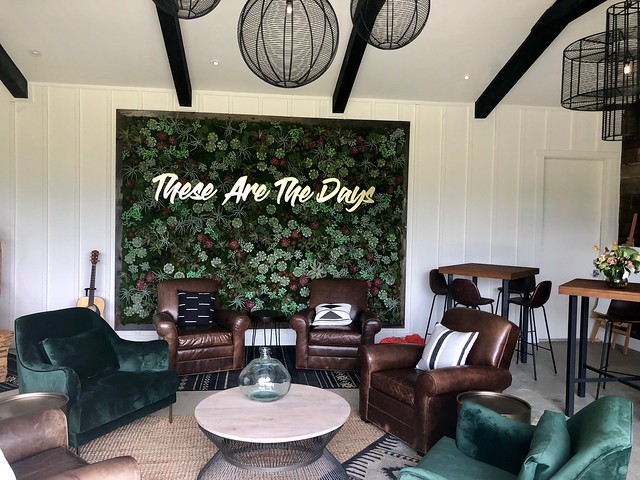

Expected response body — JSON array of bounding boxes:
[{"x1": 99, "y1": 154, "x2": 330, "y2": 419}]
[
  {"x1": 351, "y1": 0, "x2": 430, "y2": 50},
  {"x1": 238, "y1": 0, "x2": 340, "y2": 88},
  {"x1": 152, "y1": 0, "x2": 221, "y2": 19}
]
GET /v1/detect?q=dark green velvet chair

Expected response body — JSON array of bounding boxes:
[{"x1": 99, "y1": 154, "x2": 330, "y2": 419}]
[
  {"x1": 398, "y1": 395, "x2": 633, "y2": 480},
  {"x1": 15, "y1": 307, "x2": 179, "y2": 448}
]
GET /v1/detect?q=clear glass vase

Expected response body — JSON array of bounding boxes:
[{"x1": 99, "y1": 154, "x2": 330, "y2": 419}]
[
  {"x1": 238, "y1": 347, "x2": 291, "y2": 402},
  {"x1": 606, "y1": 267, "x2": 628, "y2": 288}
]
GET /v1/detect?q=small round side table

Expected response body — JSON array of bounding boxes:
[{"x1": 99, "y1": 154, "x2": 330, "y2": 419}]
[{"x1": 249, "y1": 310, "x2": 286, "y2": 359}]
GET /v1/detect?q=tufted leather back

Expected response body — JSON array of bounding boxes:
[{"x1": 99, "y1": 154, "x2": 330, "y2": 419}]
[
  {"x1": 441, "y1": 307, "x2": 519, "y2": 370},
  {"x1": 308, "y1": 278, "x2": 369, "y2": 320},
  {"x1": 156, "y1": 278, "x2": 221, "y2": 322}
]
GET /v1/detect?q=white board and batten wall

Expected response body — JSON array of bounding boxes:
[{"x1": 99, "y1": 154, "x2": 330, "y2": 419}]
[{"x1": 0, "y1": 83, "x2": 626, "y2": 348}]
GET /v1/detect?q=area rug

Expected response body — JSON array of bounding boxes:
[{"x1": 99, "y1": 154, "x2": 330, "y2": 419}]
[
  {"x1": 0, "y1": 354, "x2": 18, "y2": 392},
  {"x1": 179, "y1": 345, "x2": 361, "y2": 391},
  {"x1": 78, "y1": 411, "x2": 419, "y2": 479}
]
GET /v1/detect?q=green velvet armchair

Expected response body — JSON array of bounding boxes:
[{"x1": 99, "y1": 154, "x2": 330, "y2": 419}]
[
  {"x1": 15, "y1": 307, "x2": 179, "y2": 447},
  {"x1": 398, "y1": 395, "x2": 633, "y2": 480}
]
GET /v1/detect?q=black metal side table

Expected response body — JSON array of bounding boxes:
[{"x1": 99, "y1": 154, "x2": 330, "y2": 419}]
[{"x1": 249, "y1": 309, "x2": 286, "y2": 358}]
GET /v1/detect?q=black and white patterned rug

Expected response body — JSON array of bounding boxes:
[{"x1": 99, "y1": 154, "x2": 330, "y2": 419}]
[
  {"x1": 344, "y1": 434, "x2": 422, "y2": 479},
  {"x1": 179, "y1": 345, "x2": 360, "y2": 391},
  {"x1": 0, "y1": 354, "x2": 18, "y2": 392}
]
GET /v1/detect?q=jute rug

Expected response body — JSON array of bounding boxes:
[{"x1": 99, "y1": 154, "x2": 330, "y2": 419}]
[
  {"x1": 78, "y1": 411, "x2": 419, "y2": 479},
  {"x1": 179, "y1": 346, "x2": 361, "y2": 391}
]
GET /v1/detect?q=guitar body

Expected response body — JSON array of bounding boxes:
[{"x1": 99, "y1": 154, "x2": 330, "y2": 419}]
[
  {"x1": 77, "y1": 250, "x2": 105, "y2": 318},
  {"x1": 76, "y1": 296, "x2": 105, "y2": 317}
]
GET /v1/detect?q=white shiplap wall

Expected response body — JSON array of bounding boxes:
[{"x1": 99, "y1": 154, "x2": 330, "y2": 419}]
[{"x1": 0, "y1": 83, "x2": 622, "y2": 344}]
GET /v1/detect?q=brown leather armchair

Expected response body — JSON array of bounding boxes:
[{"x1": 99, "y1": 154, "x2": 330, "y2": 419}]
[
  {"x1": 359, "y1": 307, "x2": 519, "y2": 454},
  {"x1": 290, "y1": 278, "x2": 382, "y2": 371},
  {"x1": 1, "y1": 408, "x2": 140, "y2": 480},
  {"x1": 153, "y1": 278, "x2": 251, "y2": 375}
]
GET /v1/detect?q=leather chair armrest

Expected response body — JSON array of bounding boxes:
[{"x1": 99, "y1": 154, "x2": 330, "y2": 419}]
[
  {"x1": 215, "y1": 309, "x2": 251, "y2": 334},
  {"x1": 416, "y1": 365, "x2": 512, "y2": 397},
  {"x1": 111, "y1": 337, "x2": 170, "y2": 371},
  {"x1": 0, "y1": 409, "x2": 68, "y2": 463},
  {"x1": 358, "y1": 310, "x2": 382, "y2": 343},
  {"x1": 290, "y1": 308, "x2": 315, "y2": 332},
  {"x1": 46, "y1": 456, "x2": 141, "y2": 480},
  {"x1": 153, "y1": 313, "x2": 178, "y2": 370},
  {"x1": 360, "y1": 343, "x2": 424, "y2": 374}
]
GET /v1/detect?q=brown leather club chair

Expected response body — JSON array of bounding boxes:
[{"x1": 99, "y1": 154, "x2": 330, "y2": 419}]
[
  {"x1": 359, "y1": 307, "x2": 519, "y2": 454},
  {"x1": 153, "y1": 278, "x2": 251, "y2": 375},
  {"x1": 1, "y1": 408, "x2": 140, "y2": 480},
  {"x1": 290, "y1": 278, "x2": 382, "y2": 371}
]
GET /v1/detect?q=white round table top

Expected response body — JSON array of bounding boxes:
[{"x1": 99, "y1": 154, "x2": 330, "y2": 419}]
[{"x1": 194, "y1": 384, "x2": 350, "y2": 443}]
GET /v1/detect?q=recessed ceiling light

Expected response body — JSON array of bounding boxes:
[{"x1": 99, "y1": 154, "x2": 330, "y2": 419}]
[
  {"x1": 210, "y1": 60, "x2": 220, "y2": 67},
  {"x1": 30, "y1": 50, "x2": 41, "y2": 56},
  {"x1": 463, "y1": 74, "x2": 470, "y2": 80}
]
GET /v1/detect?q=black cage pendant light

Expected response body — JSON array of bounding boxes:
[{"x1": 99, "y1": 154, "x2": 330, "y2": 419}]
[
  {"x1": 350, "y1": 0, "x2": 430, "y2": 50},
  {"x1": 153, "y1": 0, "x2": 221, "y2": 19},
  {"x1": 238, "y1": 0, "x2": 340, "y2": 88},
  {"x1": 602, "y1": 0, "x2": 640, "y2": 140}
]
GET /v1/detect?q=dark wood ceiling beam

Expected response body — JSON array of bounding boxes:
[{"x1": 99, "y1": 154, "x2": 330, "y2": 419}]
[
  {"x1": 475, "y1": 0, "x2": 608, "y2": 119},
  {"x1": 156, "y1": 7, "x2": 192, "y2": 107},
  {"x1": 333, "y1": 28, "x2": 368, "y2": 114},
  {"x1": 333, "y1": 0, "x2": 386, "y2": 113},
  {"x1": 0, "y1": 42, "x2": 28, "y2": 98}
]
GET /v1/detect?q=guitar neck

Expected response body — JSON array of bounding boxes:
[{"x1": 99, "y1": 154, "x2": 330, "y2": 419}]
[{"x1": 88, "y1": 265, "x2": 97, "y2": 306}]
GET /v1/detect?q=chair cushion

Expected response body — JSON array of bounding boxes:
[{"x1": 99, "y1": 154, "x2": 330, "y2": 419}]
[
  {"x1": 456, "y1": 402, "x2": 535, "y2": 475},
  {"x1": 518, "y1": 410, "x2": 571, "y2": 480},
  {"x1": 177, "y1": 325, "x2": 233, "y2": 348},
  {"x1": 308, "y1": 325, "x2": 362, "y2": 346},
  {"x1": 313, "y1": 303, "x2": 352, "y2": 326},
  {"x1": 416, "y1": 323, "x2": 478, "y2": 370},
  {"x1": 398, "y1": 436, "x2": 517, "y2": 480},
  {"x1": 40, "y1": 328, "x2": 119, "y2": 379},
  {"x1": 177, "y1": 290, "x2": 216, "y2": 327},
  {"x1": 73, "y1": 370, "x2": 179, "y2": 434}
]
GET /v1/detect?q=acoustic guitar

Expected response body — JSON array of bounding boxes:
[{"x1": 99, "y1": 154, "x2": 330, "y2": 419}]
[{"x1": 76, "y1": 250, "x2": 105, "y2": 317}]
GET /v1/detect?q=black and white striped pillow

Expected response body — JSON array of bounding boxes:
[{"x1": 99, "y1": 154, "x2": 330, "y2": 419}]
[
  {"x1": 416, "y1": 323, "x2": 478, "y2": 371},
  {"x1": 177, "y1": 290, "x2": 216, "y2": 327},
  {"x1": 313, "y1": 303, "x2": 352, "y2": 326}
]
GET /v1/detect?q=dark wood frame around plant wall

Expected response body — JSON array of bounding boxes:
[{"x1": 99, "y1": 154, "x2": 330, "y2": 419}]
[{"x1": 115, "y1": 110, "x2": 409, "y2": 327}]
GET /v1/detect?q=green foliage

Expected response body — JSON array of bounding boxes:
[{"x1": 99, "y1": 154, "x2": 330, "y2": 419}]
[{"x1": 116, "y1": 114, "x2": 409, "y2": 325}]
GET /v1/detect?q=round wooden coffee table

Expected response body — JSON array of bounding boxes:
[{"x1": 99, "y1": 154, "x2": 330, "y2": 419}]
[{"x1": 195, "y1": 384, "x2": 350, "y2": 479}]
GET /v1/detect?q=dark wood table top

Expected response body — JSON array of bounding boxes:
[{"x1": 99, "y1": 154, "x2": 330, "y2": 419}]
[
  {"x1": 438, "y1": 263, "x2": 539, "y2": 280},
  {"x1": 558, "y1": 278, "x2": 640, "y2": 301}
]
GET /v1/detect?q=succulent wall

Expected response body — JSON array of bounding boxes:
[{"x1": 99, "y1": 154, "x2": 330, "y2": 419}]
[{"x1": 116, "y1": 111, "x2": 409, "y2": 326}]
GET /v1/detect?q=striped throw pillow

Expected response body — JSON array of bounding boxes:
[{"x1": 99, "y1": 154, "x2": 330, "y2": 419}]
[
  {"x1": 313, "y1": 303, "x2": 352, "y2": 326},
  {"x1": 177, "y1": 290, "x2": 216, "y2": 327},
  {"x1": 416, "y1": 323, "x2": 479, "y2": 371}
]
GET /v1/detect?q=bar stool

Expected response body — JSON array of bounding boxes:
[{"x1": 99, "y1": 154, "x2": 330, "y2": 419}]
[
  {"x1": 509, "y1": 280, "x2": 556, "y2": 381},
  {"x1": 450, "y1": 278, "x2": 494, "y2": 313},
  {"x1": 495, "y1": 276, "x2": 536, "y2": 314},
  {"x1": 596, "y1": 300, "x2": 640, "y2": 398},
  {"x1": 426, "y1": 269, "x2": 448, "y2": 336}
]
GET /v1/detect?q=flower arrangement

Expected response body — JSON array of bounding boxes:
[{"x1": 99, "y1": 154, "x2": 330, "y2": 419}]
[{"x1": 593, "y1": 242, "x2": 640, "y2": 284}]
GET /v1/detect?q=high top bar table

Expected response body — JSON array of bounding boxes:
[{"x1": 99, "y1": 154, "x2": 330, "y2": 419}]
[
  {"x1": 439, "y1": 263, "x2": 539, "y2": 363},
  {"x1": 559, "y1": 278, "x2": 640, "y2": 416}
]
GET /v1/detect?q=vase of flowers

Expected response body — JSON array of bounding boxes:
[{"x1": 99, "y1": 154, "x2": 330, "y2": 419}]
[{"x1": 593, "y1": 243, "x2": 640, "y2": 288}]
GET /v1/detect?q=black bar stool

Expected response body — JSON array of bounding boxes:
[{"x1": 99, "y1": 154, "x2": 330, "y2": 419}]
[
  {"x1": 426, "y1": 269, "x2": 448, "y2": 336},
  {"x1": 509, "y1": 280, "x2": 556, "y2": 381},
  {"x1": 495, "y1": 276, "x2": 536, "y2": 314},
  {"x1": 450, "y1": 278, "x2": 494, "y2": 313}
]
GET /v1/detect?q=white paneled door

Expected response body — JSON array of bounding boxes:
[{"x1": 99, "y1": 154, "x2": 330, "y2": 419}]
[{"x1": 538, "y1": 155, "x2": 610, "y2": 340}]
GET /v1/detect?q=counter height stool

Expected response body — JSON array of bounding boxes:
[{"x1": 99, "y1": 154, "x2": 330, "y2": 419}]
[
  {"x1": 495, "y1": 276, "x2": 536, "y2": 315},
  {"x1": 450, "y1": 278, "x2": 494, "y2": 313},
  {"x1": 509, "y1": 280, "x2": 556, "y2": 381},
  {"x1": 426, "y1": 269, "x2": 448, "y2": 336},
  {"x1": 596, "y1": 300, "x2": 640, "y2": 398}
]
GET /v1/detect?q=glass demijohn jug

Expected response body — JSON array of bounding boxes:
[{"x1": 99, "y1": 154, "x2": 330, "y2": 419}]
[{"x1": 238, "y1": 346, "x2": 291, "y2": 402}]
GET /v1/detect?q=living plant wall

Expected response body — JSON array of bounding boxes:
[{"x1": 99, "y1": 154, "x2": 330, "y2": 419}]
[{"x1": 115, "y1": 111, "x2": 409, "y2": 326}]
